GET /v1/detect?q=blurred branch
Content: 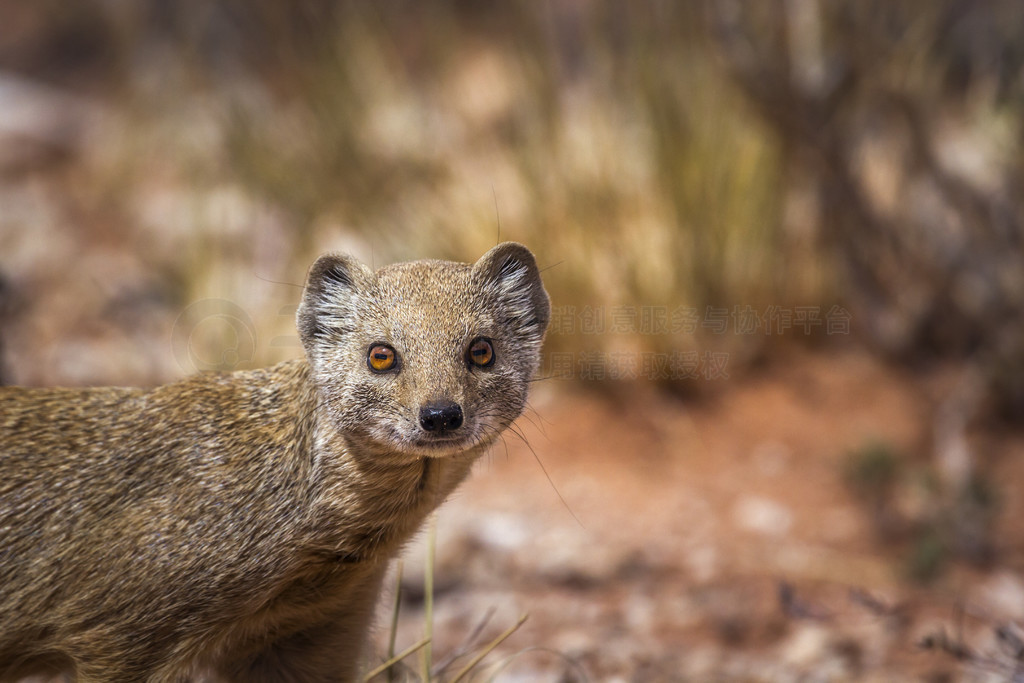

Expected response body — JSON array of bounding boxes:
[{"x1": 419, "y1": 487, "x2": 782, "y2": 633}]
[{"x1": 708, "y1": 0, "x2": 1024, "y2": 412}]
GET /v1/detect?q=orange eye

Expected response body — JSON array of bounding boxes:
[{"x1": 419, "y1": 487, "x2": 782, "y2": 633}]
[
  {"x1": 467, "y1": 338, "x2": 494, "y2": 367},
  {"x1": 367, "y1": 344, "x2": 397, "y2": 372}
]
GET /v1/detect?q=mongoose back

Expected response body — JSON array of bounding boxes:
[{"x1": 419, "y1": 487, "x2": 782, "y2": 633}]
[{"x1": 0, "y1": 243, "x2": 550, "y2": 682}]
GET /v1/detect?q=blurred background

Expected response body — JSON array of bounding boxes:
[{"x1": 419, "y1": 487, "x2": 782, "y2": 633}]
[{"x1": 1, "y1": 1, "x2": 1023, "y2": 680}]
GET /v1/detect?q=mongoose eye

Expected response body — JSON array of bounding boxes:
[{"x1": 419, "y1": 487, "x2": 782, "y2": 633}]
[
  {"x1": 367, "y1": 344, "x2": 398, "y2": 373},
  {"x1": 467, "y1": 338, "x2": 495, "y2": 368}
]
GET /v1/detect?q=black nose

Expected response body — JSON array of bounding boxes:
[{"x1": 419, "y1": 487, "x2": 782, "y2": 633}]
[{"x1": 419, "y1": 401, "x2": 464, "y2": 433}]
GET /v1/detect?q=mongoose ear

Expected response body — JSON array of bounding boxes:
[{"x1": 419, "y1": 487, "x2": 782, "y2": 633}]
[
  {"x1": 297, "y1": 253, "x2": 372, "y2": 352},
  {"x1": 473, "y1": 242, "x2": 551, "y2": 341}
]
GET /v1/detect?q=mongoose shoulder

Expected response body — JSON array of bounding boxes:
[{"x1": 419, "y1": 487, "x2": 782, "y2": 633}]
[{"x1": 0, "y1": 242, "x2": 550, "y2": 682}]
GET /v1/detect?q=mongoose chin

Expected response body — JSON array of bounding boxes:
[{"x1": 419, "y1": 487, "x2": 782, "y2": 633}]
[{"x1": 0, "y1": 242, "x2": 550, "y2": 682}]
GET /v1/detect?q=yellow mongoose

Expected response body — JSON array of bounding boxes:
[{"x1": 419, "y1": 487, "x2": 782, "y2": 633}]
[{"x1": 0, "y1": 243, "x2": 550, "y2": 682}]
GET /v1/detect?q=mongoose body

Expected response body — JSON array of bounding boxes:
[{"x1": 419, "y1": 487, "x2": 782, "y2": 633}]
[{"x1": 0, "y1": 243, "x2": 550, "y2": 682}]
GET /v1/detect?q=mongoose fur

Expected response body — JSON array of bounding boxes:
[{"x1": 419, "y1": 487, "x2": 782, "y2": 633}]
[{"x1": 0, "y1": 243, "x2": 550, "y2": 682}]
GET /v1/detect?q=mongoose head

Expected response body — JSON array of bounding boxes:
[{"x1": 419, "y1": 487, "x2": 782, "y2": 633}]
[{"x1": 297, "y1": 243, "x2": 550, "y2": 458}]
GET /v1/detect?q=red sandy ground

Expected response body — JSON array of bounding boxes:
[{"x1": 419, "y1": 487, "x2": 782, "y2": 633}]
[{"x1": 377, "y1": 349, "x2": 1024, "y2": 681}]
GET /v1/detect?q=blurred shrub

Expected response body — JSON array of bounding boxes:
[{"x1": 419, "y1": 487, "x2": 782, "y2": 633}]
[
  {"x1": 710, "y1": 0, "x2": 1024, "y2": 413},
  {"x1": 843, "y1": 440, "x2": 1000, "y2": 582},
  {"x1": 843, "y1": 441, "x2": 901, "y2": 530}
]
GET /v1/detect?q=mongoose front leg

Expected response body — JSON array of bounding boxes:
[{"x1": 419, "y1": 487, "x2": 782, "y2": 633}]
[{"x1": 214, "y1": 578, "x2": 385, "y2": 683}]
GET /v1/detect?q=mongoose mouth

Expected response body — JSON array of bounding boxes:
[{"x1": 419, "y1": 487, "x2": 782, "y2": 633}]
[
  {"x1": 412, "y1": 433, "x2": 477, "y2": 455},
  {"x1": 368, "y1": 424, "x2": 482, "y2": 458}
]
